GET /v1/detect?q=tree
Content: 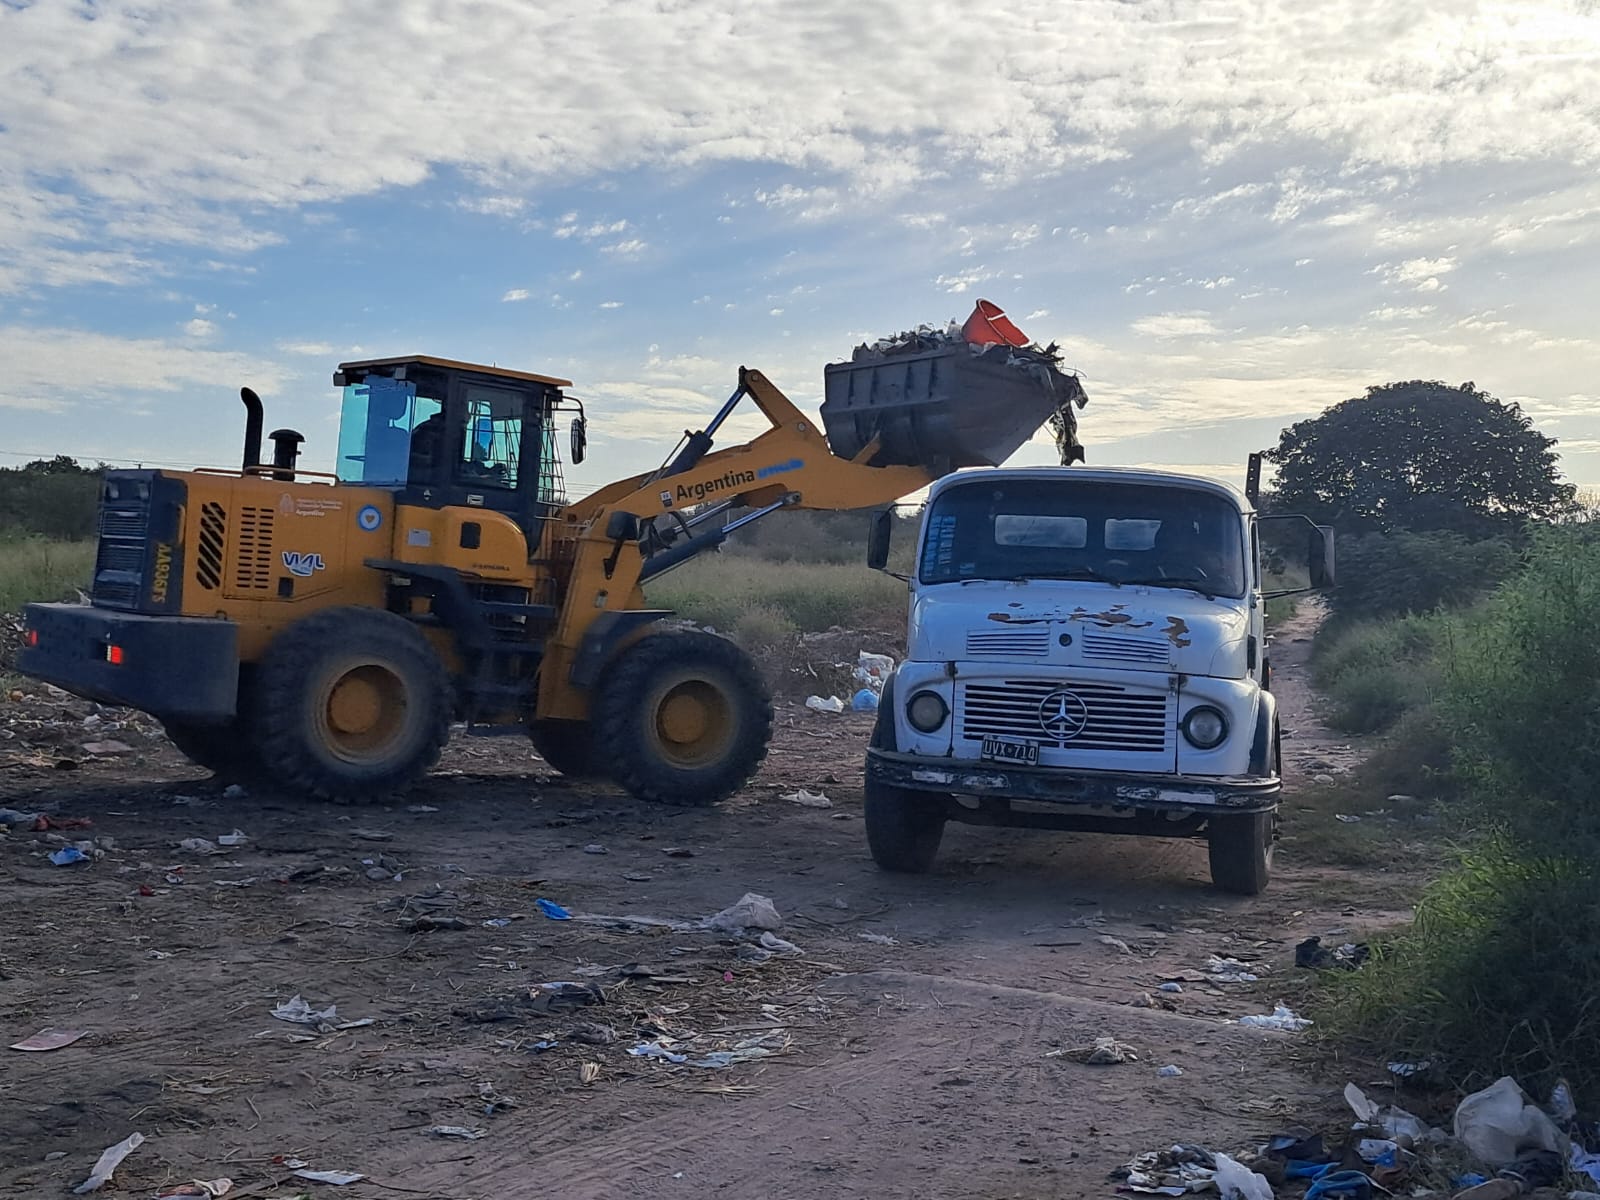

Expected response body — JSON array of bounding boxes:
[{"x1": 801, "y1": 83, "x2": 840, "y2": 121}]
[{"x1": 1265, "y1": 381, "x2": 1575, "y2": 537}]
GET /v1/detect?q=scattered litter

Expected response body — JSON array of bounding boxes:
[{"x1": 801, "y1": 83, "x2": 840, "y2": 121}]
[
  {"x1": 478, "y1": 1081, "x2": 518, "y2": 1115},
  {"x1": 1452, "y1": 1076, "x2": 1565, "y2": 1167},
  {"x1": 1206, "y1": 955, "x2": 1260, "y2": 983},
  {"x1": 579, "y1": 1062, "x2": 601, "y2": 1084},
  {"x1": 425, "y1": 1125, "x2": 487, "y2": 1140},
  {"x1": 568, "y1": 1022, "x2": 617, "y2": 1046},
  {"x1": 703, "y1": 892, "x2": 783, "y2": 933},
  {"x1": 685, "y1": 1031, "x2": 789, "y2": 1068},
  {"x1": 583, "y1": 843, "x2": 608, "y2": 855},
  {"x1": 154, "y1": 1180, "x2": 233, "y2": 1198},
  {"x1": 804, "y1": 695, "x2": 844, "y2": 714},
  {"x1": 855, "y1": 651, "x2": 895, "y2": 691},
  {"x1": 1237, "y1": 1003, "x2": 1312, "y2": 1032},
  {"x1": 528, "y1": 982, "x2": 606, "y2": 1013},
  {"x1": 1158, "y1": 982, "x2": 1184, "y2": 993},
  {"x1": 1099, "y1": 935, "x2": 1133, "y2": 954},
  {"x1": 482, "y1": 918, "x2": 512, "y2": 928},
  {"x1": 1334, "y1": 814, "x2": 1361, "y2": 823},
  {"x1": 71, "y1": 1131, "x2": 144, "y2": 1195},
  {"x1": 49, "y1": 847, "x2": 89, "y2": 866},
  {"x1": 1213, "y1": 1152, "x2": 1275, "y2": 1200},
  {"x1": 662, "y1": 846, "x2": 694, "y2": 858},
  {"x1": 1047, "y1": 1035, "x2": 1138, "y2": 1065},
  {"x1": 0, "y1": 806, "x2": 39, "y2": 825},
  {"x1": 781, "y1": 788, "x2": 832, "y2": 808},
  {"x1": 1296, "y1": 936, "x2": 1371, "y2": 970},
  {"x1": 178, "y1": 837, "x2": 226, "y2": 855},
  {"x1": 536, "y1": 899, "x2": 573, "y2": 920},
  {"x1": 1119, "y1": 1144, "x2": 1218, "y2": 1194},
  {"x1": 222, "y1": 784, "x2": 248, "y2": 800},
  {"x1": 628, "y1": 1042, "x2": 689, "y2": 1063},
  {"x1": 858, "y1": 932, "x2": 899, "y2": 946},
  {"x1": 1157, "y1": 1065, "x2": 1184, "y2": 1078},
  {"x1": 271, "y1": 995, "x2": 339, "y2": 1028},
  {"x1": 217, "y1": 830, "x2": 249, "y2": 847},
  {"x1": 1387, "y1": 1060, "x2": 1433, "y2": 1078},
  {"x1": 407, "y1": 804, "x2": 440, "y2": 813},
  {"x1": 351, "y1": 828, "x2": 392, "y2": 841},
  {"x1": 758, "y1": 931, "x2": 804, "y2": 956},
  {"x1": 81, "y1": 739, "x2": 133, "y2": 755},
  {"x1": 623, "y1": 872, "x2": 653, "y2": 882},
  {"x1": 399, "y1": 915, "x2": 468, "y2": 932},
  {"x1": 529, "y1": 1040, "x2": 558, "y2": 1052},
  {"x1": 9, "y1": 1027, "x2": 88, "y2": 1052},
  {"x1": 1346, "y1": 1082, "x2": 1444, "y2": 1144},
  {"x1": 850, "y1": 688, "x2": 879, "y2": 711},
  {"x1": 213, "y1": 877, "x2": 257, "y2": 888},
  {"x1": 291, "y1": 1170, "x2": 365, "y2": 1186}
]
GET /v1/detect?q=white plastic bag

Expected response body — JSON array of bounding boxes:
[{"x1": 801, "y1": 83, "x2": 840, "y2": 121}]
[
  {"x1": 1212, "y1": 1152, "x2": 1274, "y2": 1200},
  {"x1": 805, "y1": 695, "x2": 844, "y2": 714},
  {"x1": 1453, "y1": 1076, "x2": 1566, "y2": 1167}
]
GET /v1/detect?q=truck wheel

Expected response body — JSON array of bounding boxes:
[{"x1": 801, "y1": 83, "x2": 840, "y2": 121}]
[
  {"x1": 1207, "y1": 811, "x2": 1275, "y2": 896},
  {"x1": 527, "y1": 719, "x2": 601, "y2": 779},
  {"x1": 255, "y1": 607, "x2": 450, "y2": 802},
  {"x1": 865, "y1": 777, "x2": 945, "y2": 873},
  {"x1": 595, "y1": 632, "x2": 772, "y2": 806},
  {"x1": 162, "y1": 719, "x2": 263, "y2": 781}
]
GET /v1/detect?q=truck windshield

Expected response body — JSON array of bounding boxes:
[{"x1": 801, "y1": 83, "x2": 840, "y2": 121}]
[{"x1": 919, "y1": 479, "x2": 1247, "y2": 598}]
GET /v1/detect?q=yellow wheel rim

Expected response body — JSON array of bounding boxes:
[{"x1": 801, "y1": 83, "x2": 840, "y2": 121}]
[
  {"x1": 645, "y1": 676, "x2": 734, "y2": 769},
  {"x1": 316, "y1": 663, "x2": 409, "y2": 762}
]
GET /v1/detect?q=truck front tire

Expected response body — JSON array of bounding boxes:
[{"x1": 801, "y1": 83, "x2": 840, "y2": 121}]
[
  {"x1": 1207, "y1": 810, "x2": 1275, "y2": 896},
  {"x1": 865, "y1": 777, "x2": 945, "y2": 873}
]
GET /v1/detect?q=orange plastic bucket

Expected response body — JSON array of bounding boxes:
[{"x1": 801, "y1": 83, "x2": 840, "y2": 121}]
[{"x1": 961, "y1": 299, "x2": 1030, "y2": 347}]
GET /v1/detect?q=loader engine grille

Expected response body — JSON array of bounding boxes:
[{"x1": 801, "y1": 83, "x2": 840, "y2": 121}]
[
  {"x1": 195, "y1": 502, "x2": 226, "y2": 590},
  {"x1": 233, "y1": 506, "x2": 275, "y2": 590},
  {"x1": 91, "y1": 495, "x2": 152, "y2": 610},
  {"x1": 960, "y1": 679, "x2": 1172, "y2": 753}
]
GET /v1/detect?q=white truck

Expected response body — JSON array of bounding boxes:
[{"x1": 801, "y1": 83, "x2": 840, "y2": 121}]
[{"x1": 861, "y1": 463, "x2": 1334, "y2": 895}]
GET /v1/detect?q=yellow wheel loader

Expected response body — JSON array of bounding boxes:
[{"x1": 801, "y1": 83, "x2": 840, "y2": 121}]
[{"x1": 18, "y1": 351, "x2": 1068, "y2": 804}]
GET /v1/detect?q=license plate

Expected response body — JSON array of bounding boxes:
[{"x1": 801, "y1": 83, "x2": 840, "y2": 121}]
[{"x1": 980, "y1": 736, "x2": 1039, "y2": 766}]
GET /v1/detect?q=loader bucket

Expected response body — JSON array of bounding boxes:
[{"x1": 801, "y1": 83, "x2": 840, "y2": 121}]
[{"x1": 820, "y1": 342, "x2": 1083, "y2": 472}]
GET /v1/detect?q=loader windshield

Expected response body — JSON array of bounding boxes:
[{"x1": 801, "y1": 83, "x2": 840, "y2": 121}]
[
  {"x1": 335, "y1": 376, "x2": 443, "y2": 485},
  {"x1": 920, "y1": 479, "x2": 1246, "y2": 598}
]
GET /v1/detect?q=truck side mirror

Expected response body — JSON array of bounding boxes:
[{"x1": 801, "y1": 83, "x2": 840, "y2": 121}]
[
  {"x1": 867, "y1": 509, "x2": 893, "y2": 571},
  {"x1": 1309, "y1": 525, "x2": 1336, "y2": 589},
  {"x1": 571, "y1": 416, "x2": 588, "y2": 466}
]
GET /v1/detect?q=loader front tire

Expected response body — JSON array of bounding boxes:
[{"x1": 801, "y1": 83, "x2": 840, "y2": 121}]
[
  {"x1": 255, "y1": 607, "x2": 450, "y2": 802},
  {"x1": 596, "y1": 632, "x2": 772, "y2": 806},
  {"x1": 527, "y1": 719, "x2": 601, "y2": 779}
]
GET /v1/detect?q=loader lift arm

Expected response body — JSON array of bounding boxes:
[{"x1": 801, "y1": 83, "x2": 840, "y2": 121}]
[{"x1": 536, "y1": 368, "x2": 935, "y2": 720}]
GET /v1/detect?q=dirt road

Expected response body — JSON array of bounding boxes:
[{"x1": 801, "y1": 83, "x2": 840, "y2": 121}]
[{"x1": 1, "y1": 609, "x2": 1389, "y2": 1199}]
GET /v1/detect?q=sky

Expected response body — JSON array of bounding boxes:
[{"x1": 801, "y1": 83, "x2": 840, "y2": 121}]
[{"x1": 2, "y1": 0, "x2": 1598, "y2": 499}]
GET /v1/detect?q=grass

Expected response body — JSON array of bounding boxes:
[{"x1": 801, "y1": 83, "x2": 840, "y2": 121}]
[
  {"x1": 1310, "y1": 613, "x2": 1444, "y2": 734},
  {"x1": 0, "y1": 538, "x2": 94, "y2": 613},
  {"x1": 644, "y1": 554, "x2": 908, "y2": 633}
]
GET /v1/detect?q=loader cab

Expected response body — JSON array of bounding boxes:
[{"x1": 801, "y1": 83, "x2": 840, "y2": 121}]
[{"x1": 331, "y1": 356, "x2": 580, "y2": 543}]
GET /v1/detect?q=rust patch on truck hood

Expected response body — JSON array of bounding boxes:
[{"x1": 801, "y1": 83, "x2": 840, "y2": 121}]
[{"x1": 1162, "y1": 616, "x2": 1192, "y2": 647}]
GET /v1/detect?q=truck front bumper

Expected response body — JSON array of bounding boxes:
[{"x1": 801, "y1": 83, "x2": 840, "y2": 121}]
[
  {"x1": 18, "y1": 603, "x2": 239, "y2": 721},
  {"x1": 866, "y1": 748, "x2": 1280, "y2": 814}
]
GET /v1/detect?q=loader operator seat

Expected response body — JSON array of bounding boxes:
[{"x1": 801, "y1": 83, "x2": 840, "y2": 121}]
[{"x1": 407, "y1": 411, "x2": 447, "y2": 482}]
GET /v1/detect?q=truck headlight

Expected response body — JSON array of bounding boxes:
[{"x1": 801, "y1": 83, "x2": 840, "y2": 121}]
[
  {"x1": 907, "y1": 691, "x2": 949, "y2": 733},
  {"x1": 1181, "y1": 706, "x2": 1228, "y2": 749}
]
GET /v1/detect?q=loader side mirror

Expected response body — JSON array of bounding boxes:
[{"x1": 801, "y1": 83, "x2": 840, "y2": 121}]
[
  {"x1": 1309, "y1": 525, "x2": 1336, "y2": 589},
  {"x1": 605, "y1": 510, "x2": 639, "y2": 541},
  {"x1": 866, "y1": 509, "x2": 893, "y2": 571},
  {"x1": 571, "y1": 416, "x2": 587, "y2": 466}
]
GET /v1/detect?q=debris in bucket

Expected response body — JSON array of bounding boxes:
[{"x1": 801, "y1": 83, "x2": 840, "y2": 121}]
[
  {"x1": 1296, "y1": 936, "x2": 1371, "y2": 970},
  {"x1": 703, "y1": 892, "x2": 783, "y2": 933},
  {"x1": 425, "y1": 1125, "x2": 487, "y2": 1140},
  {"x1": 9, "y1": 1027, "x2": 88, "y2": 1052},
  {"x1": 71, "y1": 1131, "x2": 144, "y2": 1195},
  {"x1": 1236, "y1": 1003, "x2": 1312, "y2": 1032},
  {"x1": 535, "y1": 898, "x2": 573, "y2": 920},
  {"x1": 781, "y1": 789, "x2": 832, "y2": 808},
  {"x1": 805, "y1": 695, "x2": 844, "y2": 714},
  {"x1": 1046, "y1": 1035, "x2": 1138, "y2": 1065}
]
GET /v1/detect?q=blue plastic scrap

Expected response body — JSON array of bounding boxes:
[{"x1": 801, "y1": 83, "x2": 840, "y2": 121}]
[
  {"x1": 850, "y1": 689, "x2": 879, "y2": 712},
  {"x1": 49, "y1": 847, "x2": 88, "y2": 866},
  {"x1": 1305, "y1": 1170, "x2": 1374, "y2": 1200},
  {"x1": 535, "y1": 899, "x2": 572, "y2": 920}
]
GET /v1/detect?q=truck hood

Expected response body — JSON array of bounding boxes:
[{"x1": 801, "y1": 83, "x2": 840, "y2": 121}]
[{"x1": 909, "y1": 580, "x2": 1252, "y2": 678}]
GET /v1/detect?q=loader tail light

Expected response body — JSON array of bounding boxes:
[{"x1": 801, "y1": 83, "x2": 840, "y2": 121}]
[
  {"x1": 25, "y1": 629, "x2": 38, "y2": 648},
  {"x1": 106, "y1": 645, "x2": 125, "y2": 665}
]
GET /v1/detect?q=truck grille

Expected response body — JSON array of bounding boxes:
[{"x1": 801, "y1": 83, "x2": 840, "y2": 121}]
[
  {"x1": 965, "y1": 628, "x2": 1050, "y2": 657},
  {"x1": 960, "y1": 679, "x2": 1172, "y2": 753},
  {"x1": 1080, "y1": 632, "x2": 1170, "y2": 666},
  {"x1": 91, "y1": 502, "x2": 151, "y2": 610}
]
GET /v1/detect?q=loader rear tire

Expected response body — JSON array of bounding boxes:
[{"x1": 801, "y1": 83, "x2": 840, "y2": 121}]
[
  {"x1": 527, "y1": 720, "x2": 601, "y2": 779},
  {"x1": 255, "y1": 607, "x2": 450, "y2": 802},
  {"x1": 162, "y1": 719, "x2": 263, "y2": 782},
  {"x1": 596, "y1": 632, "x2": 772, "y2": 806}
]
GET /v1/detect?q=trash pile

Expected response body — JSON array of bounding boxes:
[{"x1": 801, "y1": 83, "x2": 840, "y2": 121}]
[
  {"x1": 1118, "y1": 1074, "x2": 1600, "y2": 1199},
  {"x1": 806, "y1": 649, "x2": 895, "y2": 715}
]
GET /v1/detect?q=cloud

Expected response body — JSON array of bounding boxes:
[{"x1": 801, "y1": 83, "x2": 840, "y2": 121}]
[
  {"x1": 935, "y1": 266, "x2": 999, "y2": 294},
  {"x1": 183, "y1": 318, "x2": 217, "y2": 339},
  {"x1": 599, "y1": 300, "x2": 623, "y2": 309},
  {"x1": 1385, "y1": 256, "x2": 1459, "y2": 292},
  {"x1": 502, "y1": 288, "x2": 530, "y2": 302},
  {"x1": 277, "y1": 340, "x2": 334, "y2": 355},
  {"x1": 554, "y1": 217, "x2": 629, "y2": 242},
  {"x1": 1132, "y1": 313, "x2": 1219, "y2": 338},
  {"x1": 601, "y1": 238, "x2": 647, "y2": 257},
  {"x1": 456, "y1": 194, "x2": 527, "y2": 217}
]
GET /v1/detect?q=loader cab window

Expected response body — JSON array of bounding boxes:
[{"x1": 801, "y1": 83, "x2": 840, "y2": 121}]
[
  {"x1": 335, "y1": 376, "x2": 444, "y2": 486},
  {"x1": 454, "y1": 385, "x2": 522, "y2": 491}
]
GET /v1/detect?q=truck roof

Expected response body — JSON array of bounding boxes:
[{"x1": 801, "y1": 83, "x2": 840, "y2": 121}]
[{"x1": 929, "y1": 464, "x2": 1250, "y2": 508}]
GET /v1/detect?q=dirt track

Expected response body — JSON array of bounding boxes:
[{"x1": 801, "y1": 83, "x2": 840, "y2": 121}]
[{"x1": 0, "y1": 609, "x2": 1392, "y2": 1199}]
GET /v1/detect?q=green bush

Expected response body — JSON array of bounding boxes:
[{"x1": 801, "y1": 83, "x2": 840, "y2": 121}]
[
  {"x1": 1326, "y1": 530, "x2": 1517, "y2": 624},
  {"x1": 645, "y1": 554, "x2": 908, "y2": 634},
  {"x1": 1311, "y1": 615, "x2": 1443, "y2": 733},
  {"x1": 730, "y1": 602, "x2": 798, "y2": 651},
  {"x1": 0, "y1": 538, "x2": 96, "y2": 613}
]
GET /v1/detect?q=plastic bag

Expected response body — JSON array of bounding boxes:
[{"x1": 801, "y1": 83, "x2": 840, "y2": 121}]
[
  {"x1": 850, "y1": 689, "x2": 879, "y2": 711},
  {"x1": 805, "y1": 695, "x2": 844, "y2": 714},
  {"x1": 1453, "y1": 1077, "x2": 1566, "y2": 1167},
  {"x1": 1213, "y1": 1152, "x2": 1274, "y2": 1200}
]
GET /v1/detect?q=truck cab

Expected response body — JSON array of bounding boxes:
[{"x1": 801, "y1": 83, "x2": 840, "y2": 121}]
[{"x1": 862, "y1": 465, "x2": 1334, "y2": 895}]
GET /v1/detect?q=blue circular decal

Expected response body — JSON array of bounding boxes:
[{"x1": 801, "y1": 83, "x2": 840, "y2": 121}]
[{"x1": 357, "y1": 505, "x2": 383, "y2": 532}]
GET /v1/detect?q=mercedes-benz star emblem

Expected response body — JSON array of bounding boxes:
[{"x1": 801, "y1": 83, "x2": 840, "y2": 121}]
[{"x1": 1038, "y1": 689, "x2": 1091, "y2": 740}]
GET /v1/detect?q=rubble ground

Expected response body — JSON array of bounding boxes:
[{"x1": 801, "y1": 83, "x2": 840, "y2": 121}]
[{"x1": 0, "y1": 610, "x2": 1412, "y2": 1200}]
